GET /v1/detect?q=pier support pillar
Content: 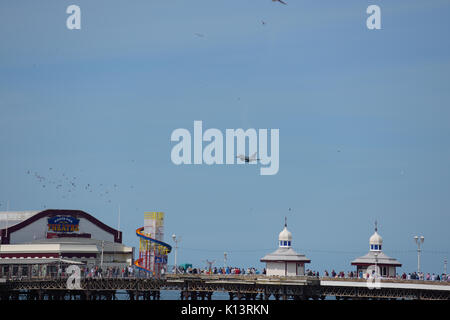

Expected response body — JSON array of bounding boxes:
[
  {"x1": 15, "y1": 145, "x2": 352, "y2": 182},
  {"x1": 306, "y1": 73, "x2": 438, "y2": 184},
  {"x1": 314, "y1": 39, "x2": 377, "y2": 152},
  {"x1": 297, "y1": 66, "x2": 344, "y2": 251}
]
[{"x1": 181, "y1": 290, "x2": 190, "y2": 300}]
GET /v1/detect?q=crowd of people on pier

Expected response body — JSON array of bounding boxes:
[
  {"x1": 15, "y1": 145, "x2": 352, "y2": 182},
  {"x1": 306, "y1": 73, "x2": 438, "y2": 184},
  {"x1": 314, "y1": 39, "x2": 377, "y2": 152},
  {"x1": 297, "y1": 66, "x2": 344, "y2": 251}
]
[
  {"x1": 3, "y1": 263, "x2": 449, "y2": 283},
  {"x1": 173, "y1": 265, "x2": 263, "y2": 275},
  {"x1": 309, "y1": 269, "x2": 450, "y2": 282},
  {"x1": 171, "y1": 265, "x2": 450, "y2": 282},
  {"x1": 58, "y1": 265, "x2": 450, "y2": 282},
  {"x1": 399, "y1": 272, "x2": 448, "y2": 281},
  {"x1": 76, "y1": 265, "x2": 138, "y2": 279}
]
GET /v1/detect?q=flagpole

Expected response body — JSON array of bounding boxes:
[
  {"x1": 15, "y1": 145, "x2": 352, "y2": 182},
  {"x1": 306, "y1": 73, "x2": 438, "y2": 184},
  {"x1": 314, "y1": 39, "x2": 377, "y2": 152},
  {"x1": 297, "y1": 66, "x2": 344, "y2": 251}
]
[{"x1": 5, "y1": 201, "x2": 9, "y2": 238}]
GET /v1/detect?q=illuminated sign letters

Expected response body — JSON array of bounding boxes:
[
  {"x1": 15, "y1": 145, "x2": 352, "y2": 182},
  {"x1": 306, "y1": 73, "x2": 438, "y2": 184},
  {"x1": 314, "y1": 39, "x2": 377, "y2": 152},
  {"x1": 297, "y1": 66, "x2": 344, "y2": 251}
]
[{"x1": 47, "y1": 216, "x2": 80, "y2": 233}]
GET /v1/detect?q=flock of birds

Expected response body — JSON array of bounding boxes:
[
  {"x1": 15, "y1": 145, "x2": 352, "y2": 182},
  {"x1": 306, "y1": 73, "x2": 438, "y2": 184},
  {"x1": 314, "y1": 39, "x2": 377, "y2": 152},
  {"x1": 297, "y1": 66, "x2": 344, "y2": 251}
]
[
  {"x1": 25, "y1": 167, "x2": 135, "y2": 208},
  {"x1": 10, "y1": 1, "x2": 289, "y2": 211}
]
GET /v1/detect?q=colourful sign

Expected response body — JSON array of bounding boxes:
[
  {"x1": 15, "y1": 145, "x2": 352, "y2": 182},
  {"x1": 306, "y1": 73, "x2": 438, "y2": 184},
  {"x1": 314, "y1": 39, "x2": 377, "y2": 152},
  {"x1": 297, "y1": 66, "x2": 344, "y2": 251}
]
[{"x1": 47, "y1": 216, "x2": 80, "y2": 233}]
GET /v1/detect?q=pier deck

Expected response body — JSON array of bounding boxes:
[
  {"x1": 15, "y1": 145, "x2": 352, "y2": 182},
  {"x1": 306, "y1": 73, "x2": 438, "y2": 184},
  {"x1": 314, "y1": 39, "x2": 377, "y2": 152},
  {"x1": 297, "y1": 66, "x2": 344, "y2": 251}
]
[{"x1": 0, "y1": 275, "x2": 448, "y2": 300}]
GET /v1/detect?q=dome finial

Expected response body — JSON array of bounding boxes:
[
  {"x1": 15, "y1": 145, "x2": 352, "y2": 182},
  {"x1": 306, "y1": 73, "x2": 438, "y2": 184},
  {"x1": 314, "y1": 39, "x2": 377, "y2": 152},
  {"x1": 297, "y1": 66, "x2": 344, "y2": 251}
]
[
  {"x1": 369, "y1": 221, "x2": 383, "y2": 250},
  {"x1": 278, "y1": 218, "x2": 293, "y2": 246}
]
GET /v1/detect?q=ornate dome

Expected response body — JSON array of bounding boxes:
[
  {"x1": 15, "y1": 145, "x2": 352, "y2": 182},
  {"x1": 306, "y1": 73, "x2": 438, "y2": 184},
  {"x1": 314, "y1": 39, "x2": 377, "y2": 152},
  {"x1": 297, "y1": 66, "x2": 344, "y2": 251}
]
[
  {"x1": 279, "y1": 226, "x2": 292, "y2": 242},
  {"x1": 369, "y1": 221, "x2": 383, "y2": 251},
  {"x1": 369, "y1": 231, "x2": 383, "y2": 245}
]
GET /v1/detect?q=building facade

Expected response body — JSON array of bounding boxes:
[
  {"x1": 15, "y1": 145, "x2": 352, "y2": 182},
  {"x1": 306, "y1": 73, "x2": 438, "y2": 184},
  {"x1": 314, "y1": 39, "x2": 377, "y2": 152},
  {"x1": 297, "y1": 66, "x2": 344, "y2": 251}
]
[
  {"x1": 351, "y1": 223, "x2": 402, "y2": 278},
  {"x1": 0, "y1": 209, "x2": 133, "y2": 278},
  {"x1": 260, "y1": 221, "x2": 311, "y2": 276}
]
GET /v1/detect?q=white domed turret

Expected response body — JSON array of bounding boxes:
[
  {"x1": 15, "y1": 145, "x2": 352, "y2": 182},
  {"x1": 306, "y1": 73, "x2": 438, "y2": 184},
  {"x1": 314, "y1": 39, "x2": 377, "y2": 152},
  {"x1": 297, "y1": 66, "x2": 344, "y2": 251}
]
[
  {"x1": 278, "y1": 218, "x2": 292, "y2": 247},
  {"x1": 351, "y1": 221, "x2": 402, "y2": 278},
  {"x1": 369, "y1": 221, "x2": 383, "y2": 251},
  {"x1": 261, "y1": 217, "x2": 311, "y2": 276},
  {"x1": 279, "y1": 227, "x2": 292, "y2": 241},
  {"x1": 369, "y1": 232, "x2": 383, "y2": 245}
]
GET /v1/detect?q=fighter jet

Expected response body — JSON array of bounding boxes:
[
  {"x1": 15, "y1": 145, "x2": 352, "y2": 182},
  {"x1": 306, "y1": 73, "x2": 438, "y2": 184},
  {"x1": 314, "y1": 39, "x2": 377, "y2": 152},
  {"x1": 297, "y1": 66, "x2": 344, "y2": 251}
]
[
  {"x1": 237, "y1": 152, "x2": 260, "y2": 163},
  {"x1": 272, "y1": 0, "x2": 287, "y2": 5}
]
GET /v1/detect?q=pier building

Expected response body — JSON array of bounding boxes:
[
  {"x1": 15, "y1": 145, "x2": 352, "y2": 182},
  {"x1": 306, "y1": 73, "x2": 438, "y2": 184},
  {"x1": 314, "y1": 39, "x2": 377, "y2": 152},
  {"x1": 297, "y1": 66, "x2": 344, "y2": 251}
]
[
  {"x1": 260, "y1": 219, "x2": 310, "y2": 276},
  {"x1": 351, "y1": 222, "x2": 402, "y2": 278},
  {"x1": 0, "y1": 209, "x2": 133, "y2": 278}
]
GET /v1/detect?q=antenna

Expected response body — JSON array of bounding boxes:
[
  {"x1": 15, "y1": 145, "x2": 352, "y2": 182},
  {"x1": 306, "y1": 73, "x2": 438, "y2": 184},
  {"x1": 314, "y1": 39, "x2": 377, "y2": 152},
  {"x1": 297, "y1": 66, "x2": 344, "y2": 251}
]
[
  {"x1": 118, "y1": 205, "x2": 121, "y2": 231},
  {"x1": 444, "y1": 257, "x2": 447, "y2": 276},
  {"x1": 284, "y1": 207, "x2": 293, "y2": 227},
  {"x1": 5, "y1": 203, "x2": 8, "y2": 238}
]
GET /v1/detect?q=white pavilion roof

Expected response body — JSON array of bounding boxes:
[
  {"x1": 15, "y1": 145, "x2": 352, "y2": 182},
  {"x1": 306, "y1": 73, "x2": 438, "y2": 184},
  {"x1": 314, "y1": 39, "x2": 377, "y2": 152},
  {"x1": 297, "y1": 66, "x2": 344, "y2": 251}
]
[
  {"x1": 0, "y1": 243, "x2": 99, "y2": 254},
  {"x1": 0, "y1": 258, "x2": 85, "y2": 265},
  {"x1": 260, "y1": 247, "x2": 310, "y2": 263},
  {"x1": 29, "y1": 237, "x2": 133, "y2": 253},
  {"x1": 0, "y1": 237, "x2": 133, "y2": 255},
  {"x1": 351, "y1": 251, "x2": 401, "y2": 266}
]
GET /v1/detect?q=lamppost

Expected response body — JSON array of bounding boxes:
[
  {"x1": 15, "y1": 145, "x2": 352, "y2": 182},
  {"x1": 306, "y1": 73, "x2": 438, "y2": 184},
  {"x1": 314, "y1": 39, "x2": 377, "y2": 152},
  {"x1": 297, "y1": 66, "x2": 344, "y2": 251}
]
[
  {"x1": 414, "y1": 235, "x2": 424, "y2": 274},
  {"x1": 374, "y1": 252, "x2": 379, "y2": 278},
  {"x1": 224, "y1": 252, "x2": 228, "y2": 268},
  {"x1": 100, "y1": 240, "x2": 104, "y2": 270},
  {"x1": 444, "y1": 257, "x2": 447, "y2": 276},
  {"x1": 172, "y1": 234, "x2": 180, "y2": 274}
]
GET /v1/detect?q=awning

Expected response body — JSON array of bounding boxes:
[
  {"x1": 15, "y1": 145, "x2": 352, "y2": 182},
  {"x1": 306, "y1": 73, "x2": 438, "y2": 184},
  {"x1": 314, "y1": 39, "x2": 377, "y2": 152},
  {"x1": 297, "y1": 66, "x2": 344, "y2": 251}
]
[{"x1": 0, "y1": 258, "x2": 85, "y2": 265}]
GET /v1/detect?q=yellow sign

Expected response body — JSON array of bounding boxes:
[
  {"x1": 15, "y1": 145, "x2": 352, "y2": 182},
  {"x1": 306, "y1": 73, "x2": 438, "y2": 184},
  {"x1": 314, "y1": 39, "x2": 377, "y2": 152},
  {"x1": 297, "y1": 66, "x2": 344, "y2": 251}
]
[{"x1": 144, "y1": 212, "x2": 164, "y2": 221}]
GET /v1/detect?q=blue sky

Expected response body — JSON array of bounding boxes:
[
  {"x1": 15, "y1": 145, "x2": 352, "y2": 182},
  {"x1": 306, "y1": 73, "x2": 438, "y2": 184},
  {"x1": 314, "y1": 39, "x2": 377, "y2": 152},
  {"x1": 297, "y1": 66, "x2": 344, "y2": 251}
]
[{"x1": 1, "y1": 0, "x2": 449, "y2": 274}]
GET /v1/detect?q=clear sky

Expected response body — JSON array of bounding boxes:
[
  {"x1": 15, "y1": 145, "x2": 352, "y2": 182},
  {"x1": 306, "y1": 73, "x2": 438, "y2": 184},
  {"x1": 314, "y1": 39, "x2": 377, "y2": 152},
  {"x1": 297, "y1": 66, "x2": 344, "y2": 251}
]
[{"x1": 1, "y1": 0, "x2": 449, "y2": 274}]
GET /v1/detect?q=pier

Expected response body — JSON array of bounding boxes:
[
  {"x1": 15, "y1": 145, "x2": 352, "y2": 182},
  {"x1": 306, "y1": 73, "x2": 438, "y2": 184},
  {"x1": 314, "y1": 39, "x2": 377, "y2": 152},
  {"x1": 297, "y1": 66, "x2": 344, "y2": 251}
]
[{"x1": 1, "y1": 274, "x2": 449, "y2": 301}]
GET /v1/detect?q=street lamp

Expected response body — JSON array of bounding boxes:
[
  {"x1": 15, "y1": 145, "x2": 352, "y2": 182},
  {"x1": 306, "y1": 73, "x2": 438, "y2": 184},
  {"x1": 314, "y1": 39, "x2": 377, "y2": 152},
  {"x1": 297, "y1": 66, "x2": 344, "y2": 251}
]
[
  {"x1": 172, "y1": 234, "x2": 180, "y2": 274},
  {"x1": 100, "y1": 240, "x2": 104, "y2": 270},
  {"x1": 224, "y1": 252, "x2": 228, "y2": 268},
  {"x1": 444, "y1": 258, "x2": 447, "y2": 276},
  {"x1": 414, "y1": 235, "x2": 425, "y2": 274},
  {"x1": 374, "y1": 252, "x2": 379, "y2": 278}
]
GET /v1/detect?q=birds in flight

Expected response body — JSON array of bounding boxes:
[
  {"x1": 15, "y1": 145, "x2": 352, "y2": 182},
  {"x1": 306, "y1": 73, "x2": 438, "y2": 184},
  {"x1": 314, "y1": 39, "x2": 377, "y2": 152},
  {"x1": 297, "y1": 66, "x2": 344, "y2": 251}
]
[
  {"x1": 21, "y1": 1, "x2": 287, "y2": 208},
  {"x1": 25, "y1": 166, "x2": 135, "y2": 207}
]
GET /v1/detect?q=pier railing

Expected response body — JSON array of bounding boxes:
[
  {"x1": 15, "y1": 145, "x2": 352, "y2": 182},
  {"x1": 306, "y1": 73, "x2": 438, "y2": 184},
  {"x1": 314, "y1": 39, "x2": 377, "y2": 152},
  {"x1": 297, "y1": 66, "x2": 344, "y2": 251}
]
[
  {"x1": 1, "y1": 274, "x2": 449, "y2": 300},
  {"x1": 2, "y1": 272, "x2": 450, "y2": 283}
]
